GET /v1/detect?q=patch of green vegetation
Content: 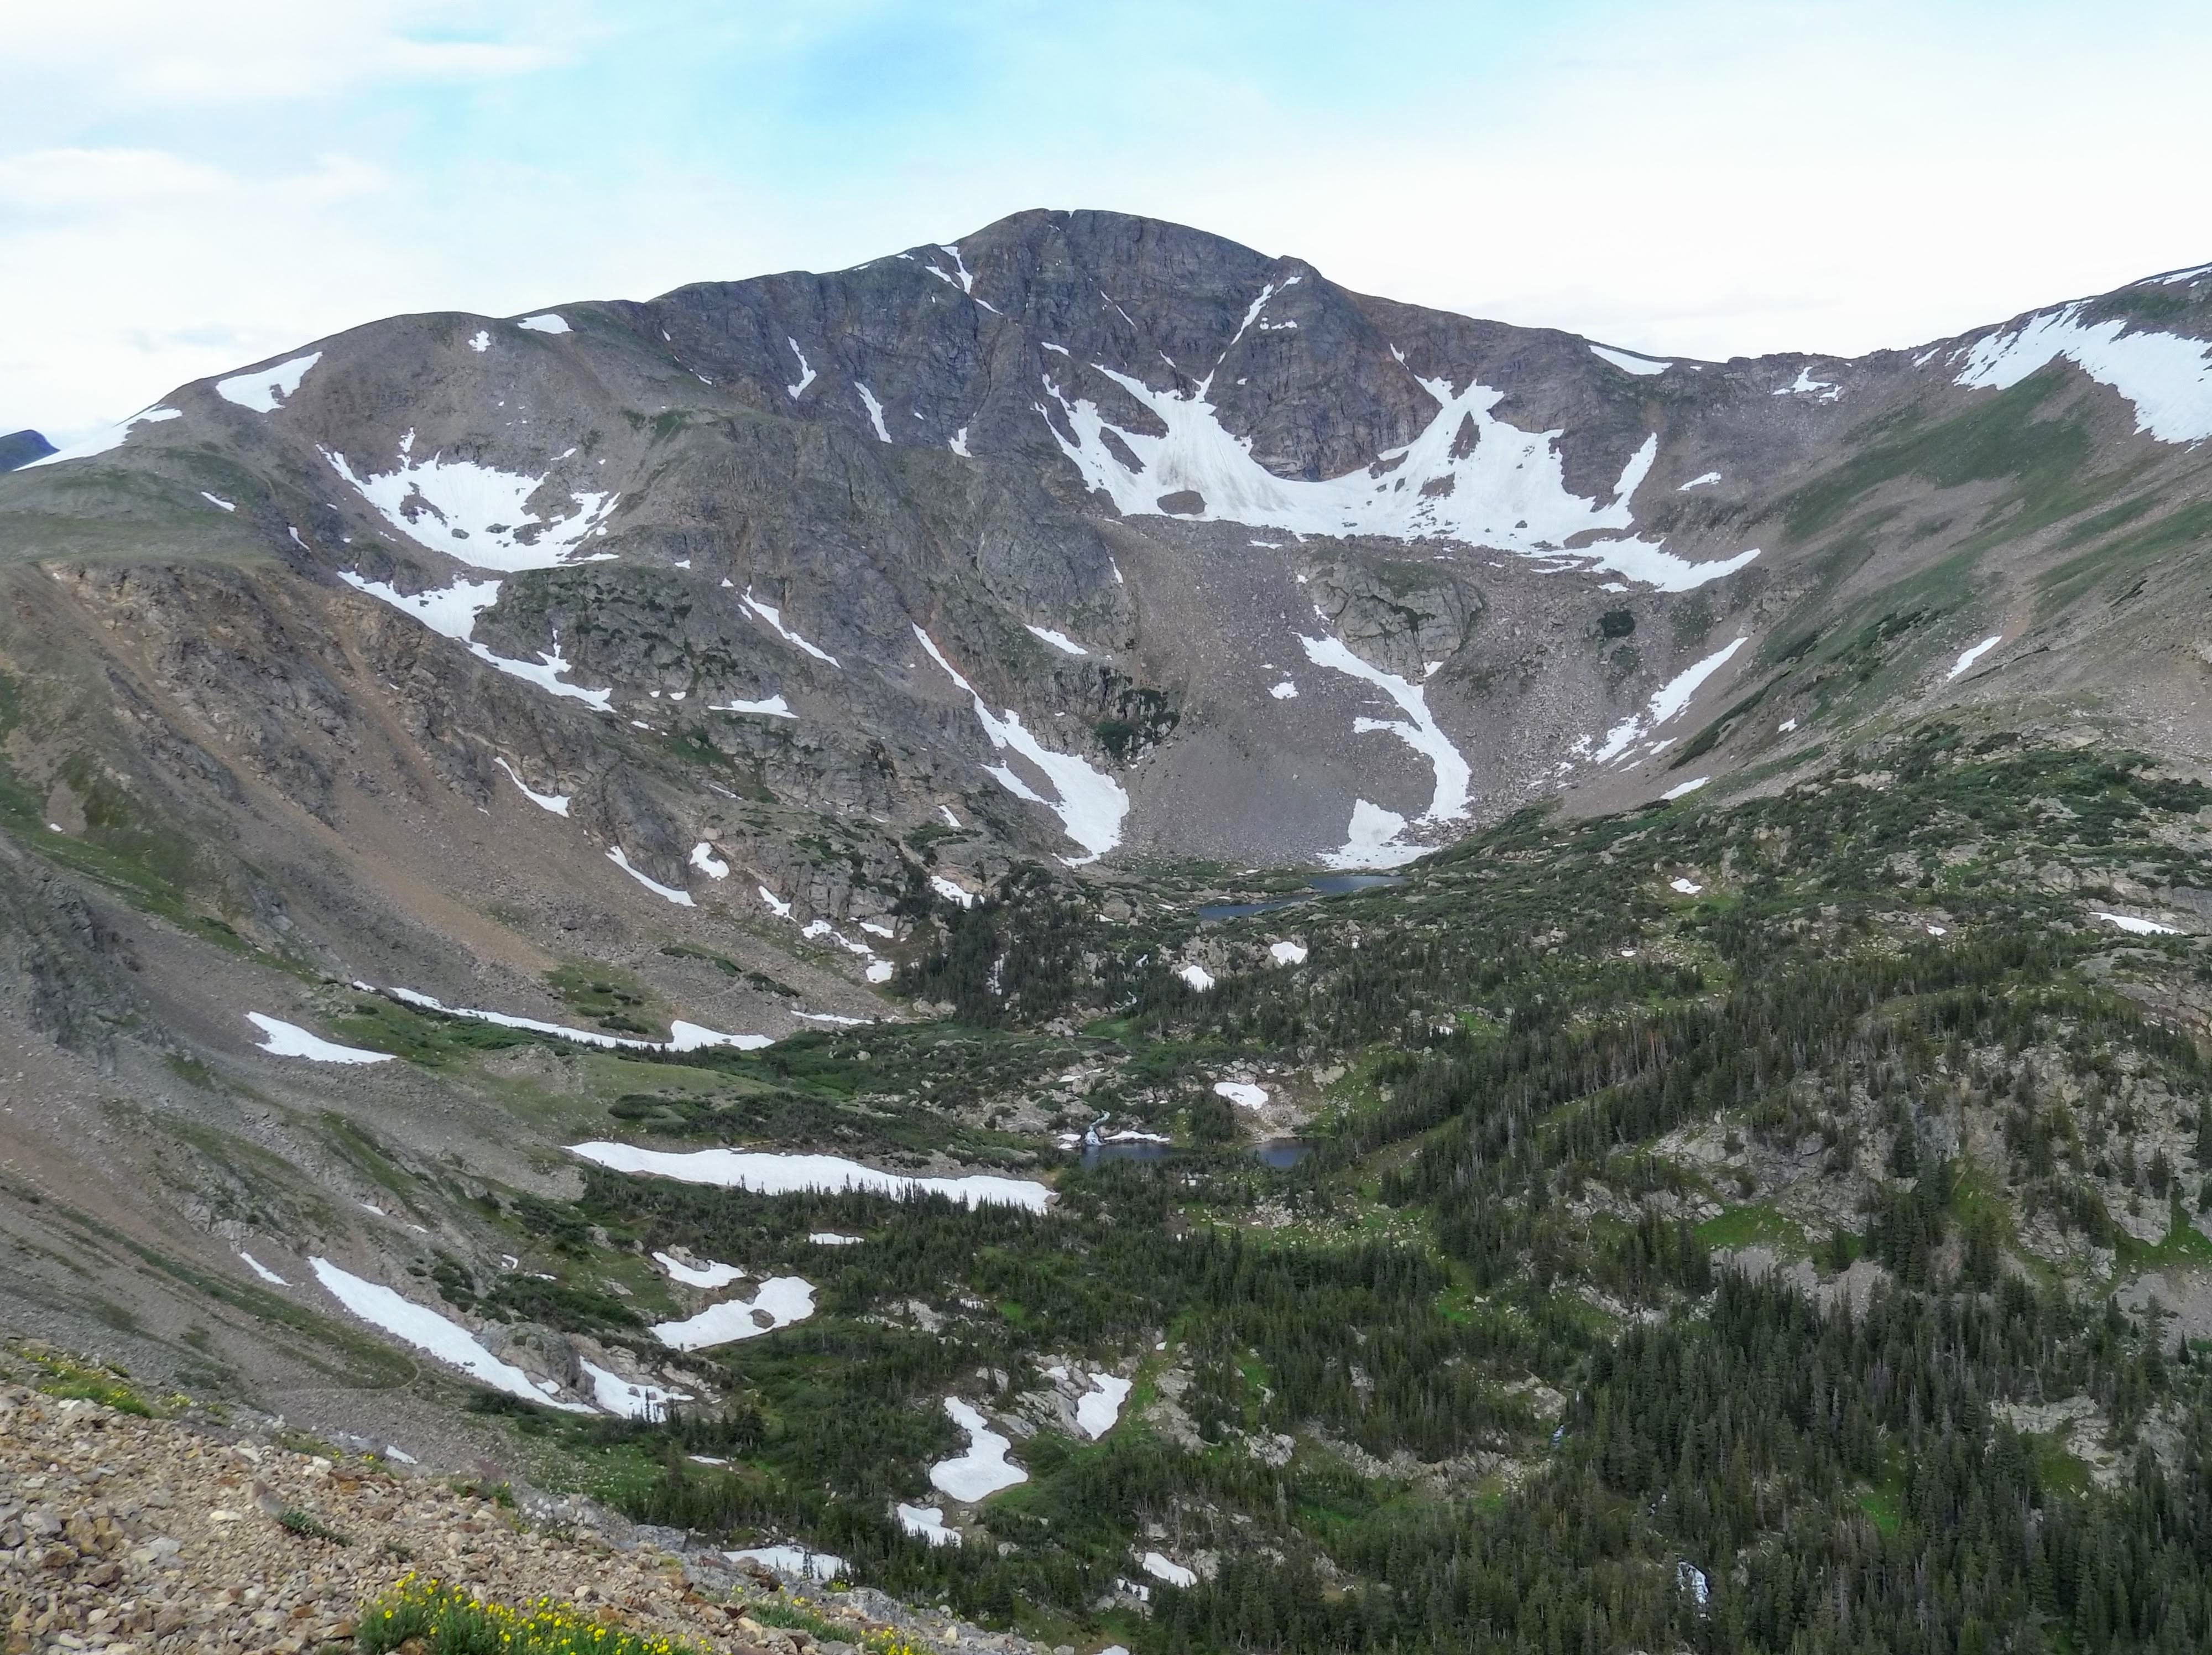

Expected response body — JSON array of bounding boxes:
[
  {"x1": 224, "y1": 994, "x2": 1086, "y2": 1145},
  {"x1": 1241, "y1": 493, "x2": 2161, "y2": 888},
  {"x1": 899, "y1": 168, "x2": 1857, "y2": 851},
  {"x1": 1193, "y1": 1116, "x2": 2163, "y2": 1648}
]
[
  {"x1": 22, "y1": 1348, "x2": 154, "y2": 1415},
  {"x1": 1694, "y1": 1204, "x2": 1811, "y2": 1256}
]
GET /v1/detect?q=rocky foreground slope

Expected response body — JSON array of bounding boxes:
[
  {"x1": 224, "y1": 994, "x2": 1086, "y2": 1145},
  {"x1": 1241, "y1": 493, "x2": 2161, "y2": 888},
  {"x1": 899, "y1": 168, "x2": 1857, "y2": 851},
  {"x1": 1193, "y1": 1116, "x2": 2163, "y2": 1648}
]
[{"x1": 3, "y1": 1368, "x2": 1037, "y2": 1655}]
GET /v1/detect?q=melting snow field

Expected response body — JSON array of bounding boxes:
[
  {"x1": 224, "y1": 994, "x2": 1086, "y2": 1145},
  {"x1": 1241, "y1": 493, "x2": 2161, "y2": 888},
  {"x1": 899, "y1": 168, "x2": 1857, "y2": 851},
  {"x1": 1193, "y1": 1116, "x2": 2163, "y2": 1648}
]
[
  {"x1": 1142, "y1": 1552, "x2": 1196, "y2": 1588},
  {"x1": 493, "y1": 757, "x2": 570, "y2": 815},
  {"x1": 1299, "y1": 634, "x2": 1470, "y2": 823},
  {"x1": 1580, "y1": 636, "x2": 1749, "y2": 766},
  {"x1": 2095, "y1": 912, "x2": 2181, "y2": 936},
  {"x1": 1590, "y1": 345, "x2": 1671, "y2": 376},
  {"x1": 1047, "y1": 1368, "x2": 1132, "y2": 1439},
  {"x1": 1178, "y1": 964, "x2": 1216, "y2": 992},
  {"x1": 653, "y1": 1251, "x2": 745, "y2": 1289},
  {"x1": 1039, "y1": 352, "x2": 1758, "y2": 589},
  {"x1": 1948, "y1": 635, "x2": 2003, "y2": 680},
  {"x1": 325, "y1": 444, "x2": 618, "y2": 573},
  {"x1": 245, "y1": 1013, "x2": 393, "y2": 1065},
  {"x1": 742, "y1": 590, "x2": 839, "y2": 665},
  {"x1": 311, "y1": 1257, "x2": 594, "y2": 1411},
  {"x1": 726, "y1": 1545, "x2": 846, "y2": 1582},
  {"x1": 690, "y1": 842, "x2": 731, "y2": 879},
  {"x1": 897, "y1": 1504, "x2": 959, "y2": 1547},
  {"x1": 1214, "y1": 1080, "x2": 1269, "y2": 1108},
  {"x1": 578, "y1": 1359, "x2": 691, "y2": 1421},
  {"x1": 651, "y1": 1277, "x2": 817, "y2": 1351},
  {"x1": 1679, "y1": 471, "x2": 1721, "y2": 491},
  {"x1": 915, "y1": 627, "x2": 1128, "y2": 863},
  {"x1": 931, "y1": 1398, "x2": 1028, "y2": 1501},
  {"x1": 340, "y1": 573, "x2": 614, "y2": 710},
  {"x1": 1269, "y1": 940, "x2": 1309, "y2": 965},
  {"x1": 570, "y1": 1142, "x2": 1054, "y2": 1211},
  {"x1": 1025, "y1": 624, "x2": 1089, "y2": 656},
  {"x1": 1955, "y1": 303, "x2": 2212, "y2": 443},
  {"x1": 607, "y1": 846, "x2": 695, "y2": 907},
  {"x1": 931, "y1": 874, "x2": 978, "y2": 909},
  {"x1": 1322, "y1": 798, "x2": 1423, "y2": 871},
  {"x1": 371, "y1": 985, "x2": 771, "y2": 1055},
  {"x1": 1662, "y1": 776, "x2": 1710, "y2": 802},
  {"x1": 711, "y1": 694, "x2": 795, "y2": 719},
  {"x1": 238, "y1": 1252, "x2": 288, "y2": 1286},
  {"x1": 27, "y1": 406, "x2": 180, "y2": 469},
  {"x1": 515, "y1": 313, "x2": 571, "y2": 334},
  {"x1": 809, "y1": 1231, "x2": 863, "y2": 1246},
  {"x1": 216, "y1": 351, "x2": 321, "y2": 413}
]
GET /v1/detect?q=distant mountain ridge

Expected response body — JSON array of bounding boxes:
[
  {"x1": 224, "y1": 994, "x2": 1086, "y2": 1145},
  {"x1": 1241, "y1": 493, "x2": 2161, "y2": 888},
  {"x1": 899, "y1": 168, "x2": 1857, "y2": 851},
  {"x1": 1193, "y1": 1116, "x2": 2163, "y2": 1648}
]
[{"x1": 0, "y1": 428, "x2": 54, "y2": 471}]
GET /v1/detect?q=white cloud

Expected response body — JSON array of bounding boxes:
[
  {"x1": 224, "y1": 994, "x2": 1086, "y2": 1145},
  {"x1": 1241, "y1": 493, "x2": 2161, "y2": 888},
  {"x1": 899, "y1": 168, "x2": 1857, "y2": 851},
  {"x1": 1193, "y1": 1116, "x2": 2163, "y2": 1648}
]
[
  {"x1": 0, "y1": 2, "x2": 566, "y2": 110},
  {"x1": 4, "y1": 1, "x2": 2210, "y2": 439}
]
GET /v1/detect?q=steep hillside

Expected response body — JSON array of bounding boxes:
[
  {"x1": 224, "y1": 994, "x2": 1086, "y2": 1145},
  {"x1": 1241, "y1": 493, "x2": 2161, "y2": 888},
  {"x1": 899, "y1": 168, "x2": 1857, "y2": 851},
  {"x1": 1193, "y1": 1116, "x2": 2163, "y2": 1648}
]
[{"x1": 5, "y1": 214, "x2": 2212, "y2": 1655}]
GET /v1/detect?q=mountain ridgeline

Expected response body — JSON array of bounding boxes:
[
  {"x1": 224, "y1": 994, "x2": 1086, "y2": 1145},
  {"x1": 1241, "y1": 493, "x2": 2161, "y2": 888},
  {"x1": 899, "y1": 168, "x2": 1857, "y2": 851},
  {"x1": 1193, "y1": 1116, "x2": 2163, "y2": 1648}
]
[{"x1": 4, "y1": 214, "x2": 2212, "y2": 1655}]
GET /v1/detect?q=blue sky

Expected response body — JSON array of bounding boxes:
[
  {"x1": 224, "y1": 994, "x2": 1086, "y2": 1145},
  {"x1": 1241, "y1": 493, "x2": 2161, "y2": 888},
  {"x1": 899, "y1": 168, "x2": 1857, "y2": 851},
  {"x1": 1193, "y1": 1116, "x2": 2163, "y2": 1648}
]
[{"x1": 7, "y1": 1, "x2": 2212, "y2": 439}]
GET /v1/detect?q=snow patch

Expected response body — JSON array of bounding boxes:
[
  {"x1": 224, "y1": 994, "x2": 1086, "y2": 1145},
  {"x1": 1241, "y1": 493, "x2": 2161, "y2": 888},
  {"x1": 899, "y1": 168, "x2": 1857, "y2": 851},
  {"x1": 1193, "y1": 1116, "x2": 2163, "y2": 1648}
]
[
  {"x1": 1774, "y1": 366, "x2": 1840, "y2": 400},
  {"x1": 2094, "y1": 912, "x2": 2180, "y2": 936},
  {"x1": 25, "y1": 406, "x2": 180, "y2": 469},
  {"x1": 1269, "y1": 940, "x2": 1308, "y2": 966},
  {"x1": 931, "y1": 874, "x2": 978, "y2": 909},
  {"x1": 931, "y1": 1398, "x2": 1027, "y2": 1502},
  {"x1": 690, "y1": 842, "x2": 731, "y2": 879},
  {"x1": 711, "y1": 693, "x2": 795, "y2": 719},
  {"x1": 1072, "y1": 1372, "x2": 1133, "y2": 1438},
  {"x1": 1025, "y1": 624, "x2": 1088, "y2": 656},
  {"x1": 1141, "y1": 1553, "x2": 1196, "y2": 1588},
  {"x1": 245, "y1": 1013, "x2": 392, "y2": 1065},
  {"x1": 1178, "y1": 964, "x2": 1215, "y2": 992},
  {"x1": 515, "y1": 313, "x2": 570, "y2": 334},
  {"x1": 743, "y1": 590, "x2": 839, "y2": 665},
  {"x1": 855, "y1": 382, "x2": 891, "y2": 442},
  {"x1": 493, "y1": 757, "x2": 570, "y2": 815},
  {"x1": 1039, "y1": 366, "x2": 1753, "y2": 589},
  {"x1": 1269, "y1": 680, "x2": 1298, "y2": 699},
  {"x1": 1661, "y1": 776, "x2": 1710, "y2": 802},
  {"x1": 914, "y1": 627, "x2": 1128, "y2": 863},
  {"x1": 570, "y1": 1141, "x2": 1053, "y2": 1211},
  {"x1": 200, "y1": 491, "x2": 236, "y2": 512},
  {"x1": 1955, "y1": 302, "x2": 2212, "y2": 443},
  {"x1": 897, "y1": 1504, "x2": 959, "y2": 1547},
  {"x1": 322, "y1": 445, "x2": 617, "y2": 573},
  {"x1": 1678, "y1": 471, "x2": 1721, "y2": 491},
  {"x1": 579, "y1": 1359, "x2": 691, "y2": 1421},
  {"x1": 215, "y1": 352, "x2": 321, "y2": 413},
  {"x1": 809, "y1": 1231, "x2": 863, "y2": 1246},
  {"x1": 1298, "y1": 634, "x2": 1469, "y2": 823},
  {"x1": 1323, "y1": 799, "x2": 1423, "y2": 871},
  {"x1": 1670, "y1": 876, "x2": 1704, "y2": 894},
  {"x1": 726, "y1": 1545, "x2": 845, "y2": 1583},
  {"x1": 1947, "y1": 635, "x2": 2002, "y2": 680},
  {"x1": 371, "y1": 985, "x2": 771, "y2": 1055},
  {"x1": 654, "y1": 1251, "x2": 744, "y2": 1289},
  {"x1": 1590, "y1": 345, "x2": 1670, "y2": 376},
  {"x1": 653, "y1": 1278, "x2": 817, "y2": 1351},
  {"x1": 238, "y1": 1252, "x2": 288, "y2": 1286},
  {"x1": 1579, "y1": 636, "x2": 1749, "y2": 766},
  {"x1": 607, "y1": 846, "x2": 694, "y2": 907},
  {"x1": 469, "y1": 330, "x2": 491, "y2": 352},
  {"x1": 311, "y1": 1257, "x2": 593, "y2": 1411},
  {"x1": 1214, "y1": 1081, "x2": 1268, "y2": 1109}
]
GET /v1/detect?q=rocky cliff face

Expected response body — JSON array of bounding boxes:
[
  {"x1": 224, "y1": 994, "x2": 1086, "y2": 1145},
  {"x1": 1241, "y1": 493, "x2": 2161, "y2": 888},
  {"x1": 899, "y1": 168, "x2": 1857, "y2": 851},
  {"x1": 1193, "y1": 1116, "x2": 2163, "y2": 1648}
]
[{"x1": 1, "y1": 211, "x2": 2210, "y2": 1432}]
